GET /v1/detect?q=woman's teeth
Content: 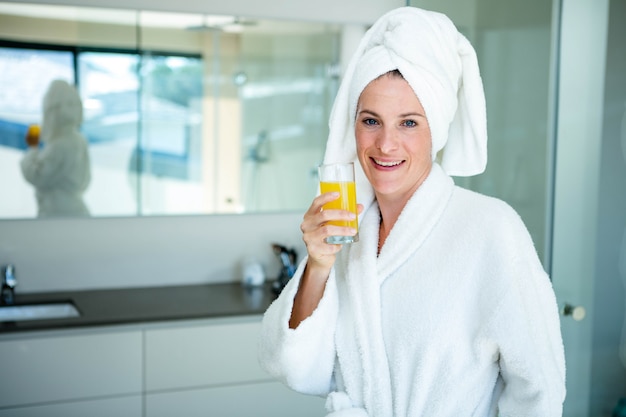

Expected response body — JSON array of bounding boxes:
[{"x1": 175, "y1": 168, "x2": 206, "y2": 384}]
[{"x1": 374, "y1": 159, "x2": 402, "y2": 167}]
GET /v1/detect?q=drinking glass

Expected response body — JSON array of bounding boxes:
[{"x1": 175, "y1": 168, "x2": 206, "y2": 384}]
[{"x1": 318, "y1": 162, "x2": 359, "y2": 244}]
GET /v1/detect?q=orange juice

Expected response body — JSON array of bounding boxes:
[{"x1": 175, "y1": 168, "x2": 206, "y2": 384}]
[{"x1": 320, "y1": 180, "x2": 358, "y2": 230}]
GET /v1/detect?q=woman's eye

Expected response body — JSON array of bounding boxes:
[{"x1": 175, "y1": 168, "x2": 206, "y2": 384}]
[
  {"x1": 402, "y1": 119, "x2": 417, "y2": 127},
  {"x1": 363, "y1": 118, "x2": 378, "y2": 126}
]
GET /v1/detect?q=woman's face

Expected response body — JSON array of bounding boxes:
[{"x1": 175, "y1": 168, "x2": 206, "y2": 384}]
[{"x1": 355, "y1": 73, "x2": 433, "y2": 205}]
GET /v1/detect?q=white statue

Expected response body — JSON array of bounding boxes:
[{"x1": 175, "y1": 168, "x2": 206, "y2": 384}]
[{"x1": 20, "y1": 79, "x2": 91, "y2": 218}]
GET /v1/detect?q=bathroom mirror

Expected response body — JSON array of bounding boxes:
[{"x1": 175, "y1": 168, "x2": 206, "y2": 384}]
[{"x1": 0, "y1": 2, "x2": 342, "y2": 219}]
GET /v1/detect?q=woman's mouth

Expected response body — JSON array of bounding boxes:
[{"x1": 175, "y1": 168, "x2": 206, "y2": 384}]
[{"x1": 372, "y1": 158, "x2": 404, "y2": 168}]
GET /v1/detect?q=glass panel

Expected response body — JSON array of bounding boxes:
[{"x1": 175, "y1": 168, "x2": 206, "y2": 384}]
[
  {"x1": 138, "y1": 53, "x2": 204, "y2": 216},
  {"x1": 0, "y1": 46, "x2": 74, "y2": 218},
  {"x1": 408, "y1": 0, "x2": 553, "y2": 263},
  {"x1": 463, "y1": 21, "x2": 552, "y2": 262},
  {"x1": 79, "y1": 51, "x2": 140, "y2": 217},
  {"x1": 238, "y1": 29, "x2": 338, "y2": 212}
]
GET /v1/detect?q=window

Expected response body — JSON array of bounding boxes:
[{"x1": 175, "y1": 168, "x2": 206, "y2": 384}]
[{"x1": 0, "y1": 42, "x2": 204, "y2": 217}]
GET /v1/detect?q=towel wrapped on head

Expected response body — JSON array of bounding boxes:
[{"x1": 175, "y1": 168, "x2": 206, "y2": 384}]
[{"x1": 324, "y1": 6, "x2": 488, "y2": 214}]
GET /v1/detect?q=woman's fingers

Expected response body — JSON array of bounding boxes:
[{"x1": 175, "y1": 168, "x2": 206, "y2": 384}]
[
  {"x1": 300, "y1": 192, "x2": 360, "y2": 269},
  {"x1": 302, "y1": 192, "x2": 357, "y2": 232},
  {"x1": 301, "y1": 192, "x2": 336, "y2": 232}
]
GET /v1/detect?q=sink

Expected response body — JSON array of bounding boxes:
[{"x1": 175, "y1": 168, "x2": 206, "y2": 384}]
[{"x1": 0, "y1": 302, "x2": 81, "y2": 322}]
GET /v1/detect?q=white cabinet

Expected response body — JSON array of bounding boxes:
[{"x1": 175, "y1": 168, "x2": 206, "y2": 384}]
[
  {"x1": 145, "y1": 319, "x2": 268, "y2": 390},
  {"x1": 0, "y1": 396, "x2": 142, "y2": 417},
  {"x1": 146, "y1": 381, "x2": 325, "y2": 417},
  {"x1": 0, "y1": 329, "x2": 142, "y2": 415},
  {"x1": 0, "y1": 317, "x2": 325, "y2": 417},
  {"x1": 144, "y1": 318, "x2": 325, "y2": 417}
]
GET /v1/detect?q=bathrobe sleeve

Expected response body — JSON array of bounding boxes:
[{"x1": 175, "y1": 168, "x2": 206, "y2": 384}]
[
  {"x1": 20, "y1": 145, "x2": 65, "y2": 189},
  {"x1": 20, "y1": 139, "x2": 90, "y2": 192},
  {"x1": 488, "y1": 215, "x2": 566, "y2": 415},
  {"x1": 258, "y1": 256, "x2": 339, "y2": 396}
]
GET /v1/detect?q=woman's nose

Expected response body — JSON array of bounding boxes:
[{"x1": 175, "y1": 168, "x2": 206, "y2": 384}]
[{"x1": 375, "y1": 127, "x2": 398, "y2": 153}]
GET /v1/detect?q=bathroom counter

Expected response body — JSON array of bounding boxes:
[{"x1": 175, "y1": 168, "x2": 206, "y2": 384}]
[{"x1": 0, "y1": 282, "x2": 278, "y2": 333}]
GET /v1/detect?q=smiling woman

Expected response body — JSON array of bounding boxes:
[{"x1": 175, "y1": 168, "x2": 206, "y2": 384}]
[
  {"x1": 0, "y1": 2, "x2": 341, "y2": 219},
  {"x1": 355, "y1": 71, "x2": 433, "y2": 220}
]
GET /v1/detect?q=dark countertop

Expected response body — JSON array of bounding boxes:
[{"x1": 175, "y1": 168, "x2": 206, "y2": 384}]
[{"x1": 0, "y1": 282, "x2": 279, "y2": 334}]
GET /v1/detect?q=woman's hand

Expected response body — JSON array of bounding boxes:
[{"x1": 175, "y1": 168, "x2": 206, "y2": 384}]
[
  {"x1": 290, "y1": 193, "x2": 362, "y2": 329},
  {"x1": 300, "y1": 192, "x2": 361, "y2": 272}
]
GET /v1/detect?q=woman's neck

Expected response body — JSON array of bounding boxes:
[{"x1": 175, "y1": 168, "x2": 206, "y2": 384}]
[
  {"x1": 376, "y1": 199, "x2": 403, "y2": 255},
  {"x1": 375, "y1": 166, "x2": 432, "y2": 253}
]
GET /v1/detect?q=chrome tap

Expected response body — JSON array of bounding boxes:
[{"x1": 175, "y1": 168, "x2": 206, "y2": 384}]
[{"x1": 1, "y1": 264, "x2": 16, "y2": 305}]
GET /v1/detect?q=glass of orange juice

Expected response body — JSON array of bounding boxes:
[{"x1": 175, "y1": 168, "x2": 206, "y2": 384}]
[{"x1": 318, "y1": 162, "x2": 359, "y2": 244}]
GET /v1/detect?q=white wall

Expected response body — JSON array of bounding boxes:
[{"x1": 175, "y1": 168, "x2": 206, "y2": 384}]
[{"x1": 0, "y1": 212, "x2": 307, "y2": 292}]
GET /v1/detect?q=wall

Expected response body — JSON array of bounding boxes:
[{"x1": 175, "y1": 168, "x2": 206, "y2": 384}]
[{"x1": 0, "y1": 212, "x2": 306, "y2": 293}]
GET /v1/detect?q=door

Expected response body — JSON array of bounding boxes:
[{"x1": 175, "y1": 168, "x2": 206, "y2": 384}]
[{"x1": 552, "y1": 0, "x2": 626, "y2": 415}]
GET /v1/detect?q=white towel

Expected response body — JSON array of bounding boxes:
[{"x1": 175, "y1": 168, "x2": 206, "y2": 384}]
[{"x1": 323, "y1": 6, "x2": 488, "y2": 215}]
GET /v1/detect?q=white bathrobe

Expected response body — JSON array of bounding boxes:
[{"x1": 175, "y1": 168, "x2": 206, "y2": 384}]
[
  {"x1": 21, "y1": 79, "x2": 91, "y2": 218},
  {"x1": 21, "y1": 129, "x2": 91, "y2": 218},
  {"x1": 258, "y1": 164, "x2": 566, "y2": 416}
]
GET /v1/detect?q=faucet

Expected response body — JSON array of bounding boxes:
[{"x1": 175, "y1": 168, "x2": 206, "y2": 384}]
[{"x1": 1, "y1": 264, "x2": 16, "y2": 305}]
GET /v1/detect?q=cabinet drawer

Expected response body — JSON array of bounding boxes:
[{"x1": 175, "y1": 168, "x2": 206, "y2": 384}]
[
  {"x1": 0, "y1": 395, "x2": 142, "y2": 417},
  {"x1": 145, "y1": 320, "x2": 268, "y2": 391},
  {"x1": 0, "y1": 330, "x2": 142, "y2": 408},
  {"x1": 145, "y1": 381, "x2": 325, "y2": 417}
]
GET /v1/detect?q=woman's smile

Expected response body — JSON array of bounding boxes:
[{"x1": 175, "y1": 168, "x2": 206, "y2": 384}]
[{"x1": 371, "y1": 157, "x2": 405, "y2": 168}]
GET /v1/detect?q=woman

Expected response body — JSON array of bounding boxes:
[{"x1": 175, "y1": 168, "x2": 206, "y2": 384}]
[
  {"x1": 259, "y1": 6, "x2": 565, "y2": 416},
  {"x1": 21, "y1": 79, "x2": 91, "y2": 217}
]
